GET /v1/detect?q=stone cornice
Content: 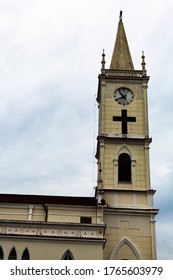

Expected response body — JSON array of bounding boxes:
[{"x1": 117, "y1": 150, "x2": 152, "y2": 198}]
[
  {"x1": 104, "y1": 207, "x2": 159, "y2": 216},
  {"x1": 98, "y1": 188, "x2": 156, "y2": 194},
  {"x1": 97, "y1": 135, "x2": 152, "y2": 144},
  {"x1": 0, "y1": 220, "x2": 106, "y2": 245}
]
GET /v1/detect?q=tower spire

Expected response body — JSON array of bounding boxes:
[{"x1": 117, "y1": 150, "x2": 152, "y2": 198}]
[{"x1": 110, "y1": 11, "x2": 134, "y2": 70}]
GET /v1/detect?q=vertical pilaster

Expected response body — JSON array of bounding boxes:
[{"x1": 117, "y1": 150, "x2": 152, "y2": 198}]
[{"x1": 28, "y1": 205, "x2": 34, "y2": 221}]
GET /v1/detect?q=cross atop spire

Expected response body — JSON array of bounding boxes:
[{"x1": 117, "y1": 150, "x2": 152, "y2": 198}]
[
  {"x1": 119, "y1": 10, "x2": 123, "y2": 21},
  {"x1": 110, "y1": 11, "x2": 134, "y2": 70}
]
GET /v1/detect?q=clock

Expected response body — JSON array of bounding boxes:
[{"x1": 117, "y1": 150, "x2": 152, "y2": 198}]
[{"x1": 113, "y1": 87, "x2": 134, "y2": 105}]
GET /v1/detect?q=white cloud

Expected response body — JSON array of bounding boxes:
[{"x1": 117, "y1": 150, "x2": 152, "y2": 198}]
[{"x1": 157, "y1": 217, "x2": 173, "y2": 259}]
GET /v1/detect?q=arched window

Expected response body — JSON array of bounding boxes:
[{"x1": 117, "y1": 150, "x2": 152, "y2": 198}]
[
  {"x1": 21, "y1": 248, "x2": 30, "y2": 260},
  {"x1": 0, "y1": 246, "x2": 4, "y2": 260},
  {"x1": 109, "y1": 238, "x2": 141, "y2": 260},
  {"x1": 8, "y1": 247, "x2": 17, "y2": 260},
  {"x1": 118, "y1": 153, "x2": 131, "y2": 182},
  {"x1": 62, "y1": 250, "x2": 74, "y2": 260}
]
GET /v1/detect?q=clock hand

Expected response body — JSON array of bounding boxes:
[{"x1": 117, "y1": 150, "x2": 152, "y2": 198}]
[
  {"x1": 115, "y1": 96, "x2": 122, "y2": 100},
  {"x1": 119, "y1": 89, "x2": 126, "y2": 100},
  {"x1": 115, "y1": 92, "x2": 126, "y2": 101}
]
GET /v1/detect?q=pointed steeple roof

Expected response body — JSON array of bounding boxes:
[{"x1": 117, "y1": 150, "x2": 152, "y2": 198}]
[{"x1": 110, "y1": 11, "x2": 134, "y2": 70}]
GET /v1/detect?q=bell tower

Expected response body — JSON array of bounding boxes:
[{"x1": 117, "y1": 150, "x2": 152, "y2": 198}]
[{"x1": 96, "y1": 12, "x2": 158, "y2": 259}]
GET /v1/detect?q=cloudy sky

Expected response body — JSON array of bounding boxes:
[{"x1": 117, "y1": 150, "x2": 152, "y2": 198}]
[{"x1": 0, "y1": 0, "x2": 173, "y2": 259}]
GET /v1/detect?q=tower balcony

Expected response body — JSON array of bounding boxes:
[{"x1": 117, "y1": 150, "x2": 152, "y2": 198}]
[{"x1": 101, "y1": 69, "x2": 149, "y2": 80}]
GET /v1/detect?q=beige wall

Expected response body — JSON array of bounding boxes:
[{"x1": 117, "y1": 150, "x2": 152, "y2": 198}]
[
  {"x1": 99, "y1": 82, "x2": 145, "y2": 136},
  {"x1": 103, "y1": 212, "x2": 153, "y2": 260},
  {"x1": 0, "y1": 203, "x2": 97, "y2": 224},
  {"x1": 0, "y1": 237, "x2": 103, "y2": 260}
]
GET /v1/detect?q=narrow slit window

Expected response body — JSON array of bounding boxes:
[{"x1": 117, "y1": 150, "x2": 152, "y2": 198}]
[
  {"x1": 21, "y1": 248, "x2": 30, "y2": 260},
  {"x1": 8, "y1": 247, "x2": 17, "y2": 260},
  {"x1": 0, "y1": 247, "x2": 4, "y2": 260},
  {"x1": 62, "y1": 250, "x2": 74, "y2": 260}
]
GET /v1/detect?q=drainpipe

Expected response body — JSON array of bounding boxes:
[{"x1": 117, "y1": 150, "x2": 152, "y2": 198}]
[{"x1": 43, "y1": 204, "x2": 48, "y2": 222}]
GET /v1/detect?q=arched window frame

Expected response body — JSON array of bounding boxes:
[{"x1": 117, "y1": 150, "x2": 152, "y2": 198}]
[
  {"x1": 113, "y1": 144, "x2": 136, "y2": 188},
  {"x1": 109, "y1": 238, "x2": 141, "y2": 260}
]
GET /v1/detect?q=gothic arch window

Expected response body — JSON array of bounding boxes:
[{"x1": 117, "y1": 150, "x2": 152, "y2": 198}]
[
  {"x1": 62, "y1": 250, "x2": 74, "y2": 260},
  {"x1": 118, "y1": 153, "x2": 131, "y2": 182},
  {"x1": 109, "y1": 238, "x2": 141, "y2": 260},
  {"x1": 8, "y1": 247, "x2": 17, "y2": 260},
  {"x1": 0, "y1": 246, "x2": 4, "y2": 260},
  {"x1": 21, "y1": 248, "x2": 30, "y2": 260}
]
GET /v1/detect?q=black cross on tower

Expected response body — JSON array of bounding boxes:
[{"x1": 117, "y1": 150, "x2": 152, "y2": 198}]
[{"x1": 113, "y1": 109, "x2": 136, "y2": 134}]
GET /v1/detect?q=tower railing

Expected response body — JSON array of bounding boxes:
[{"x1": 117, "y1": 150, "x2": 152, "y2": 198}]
[{"x1": 103, "y1": 69, "x2": 147, "y2": 78}]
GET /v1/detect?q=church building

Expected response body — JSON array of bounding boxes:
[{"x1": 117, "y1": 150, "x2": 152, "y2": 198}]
[{"x1": 0, "y1": 12, "x2": 158, "y2": 260}]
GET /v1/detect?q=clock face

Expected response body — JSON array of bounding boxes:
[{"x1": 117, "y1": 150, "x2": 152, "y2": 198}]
[{"x1": 114, "y1": 87, "x2": 134, "y2": 105}]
